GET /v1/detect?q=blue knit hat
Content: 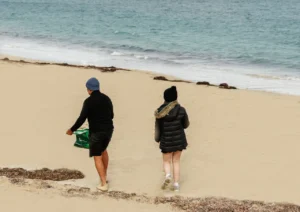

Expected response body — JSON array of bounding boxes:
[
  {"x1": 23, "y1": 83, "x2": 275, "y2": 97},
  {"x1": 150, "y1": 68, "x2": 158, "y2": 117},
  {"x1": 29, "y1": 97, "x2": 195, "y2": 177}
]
[{"x1": 86, "y1": 77, "x2": 100, "y2": 91}]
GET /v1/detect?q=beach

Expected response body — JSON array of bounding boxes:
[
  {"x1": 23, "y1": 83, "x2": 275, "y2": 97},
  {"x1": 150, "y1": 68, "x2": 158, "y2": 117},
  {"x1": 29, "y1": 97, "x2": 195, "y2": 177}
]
[{"x1": 1, "y1": 56, "x2": 300, "y2": 211}]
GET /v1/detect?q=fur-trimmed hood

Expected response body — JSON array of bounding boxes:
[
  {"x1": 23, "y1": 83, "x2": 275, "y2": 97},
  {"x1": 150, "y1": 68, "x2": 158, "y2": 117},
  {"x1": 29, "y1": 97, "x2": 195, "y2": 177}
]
[{"x1": 154, "y1": 101, "x2": 180, "y2": 119}]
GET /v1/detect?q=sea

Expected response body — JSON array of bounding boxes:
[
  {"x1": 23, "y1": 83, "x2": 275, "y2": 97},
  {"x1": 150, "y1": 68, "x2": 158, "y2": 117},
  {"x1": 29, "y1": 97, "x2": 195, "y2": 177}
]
[{"x1": 1, "y1": 0, "x2": 300, "y2": 95}]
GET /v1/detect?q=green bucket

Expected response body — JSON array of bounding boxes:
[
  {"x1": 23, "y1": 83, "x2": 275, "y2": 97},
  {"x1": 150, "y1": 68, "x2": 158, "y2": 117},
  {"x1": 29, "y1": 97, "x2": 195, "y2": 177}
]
[{"x1": 73, "y1": 128, "x2": 90, "y2": 149}]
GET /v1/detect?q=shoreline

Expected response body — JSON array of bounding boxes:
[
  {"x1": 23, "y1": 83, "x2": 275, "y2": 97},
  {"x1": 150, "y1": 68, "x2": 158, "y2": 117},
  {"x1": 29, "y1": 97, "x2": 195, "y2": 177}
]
[
  {"x1": 0, "y1": 56, "x2": 237, "y2": 87},
  {"x1": 2, "y1": 40, "x2": 300, "y2": 96},
  {"x1": 1, "y1": 55, "x2": 296, "y2": 98}
]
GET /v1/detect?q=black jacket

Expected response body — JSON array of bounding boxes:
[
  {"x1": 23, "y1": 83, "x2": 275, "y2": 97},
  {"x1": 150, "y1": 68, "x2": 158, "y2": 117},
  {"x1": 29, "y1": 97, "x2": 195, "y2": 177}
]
[
  {"x1": 155, "y1": 103, "x2": 189, "y2": 153},
  {"x1": 71, "y1": 91, "x2": 114, "y2": 133}
]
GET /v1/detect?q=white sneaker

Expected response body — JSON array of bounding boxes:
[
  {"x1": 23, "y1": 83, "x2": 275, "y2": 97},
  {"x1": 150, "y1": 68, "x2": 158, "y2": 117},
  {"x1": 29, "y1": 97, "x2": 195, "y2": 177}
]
[
  {"x1": 161, "y1": 175, "x2": 172, "y2": 190},
  {"x1": 97, "y1": 183, "x2": 109, "y2": 192},
  {"x1": 173, "y1": 183, "x2": 180, "y2": 192}
]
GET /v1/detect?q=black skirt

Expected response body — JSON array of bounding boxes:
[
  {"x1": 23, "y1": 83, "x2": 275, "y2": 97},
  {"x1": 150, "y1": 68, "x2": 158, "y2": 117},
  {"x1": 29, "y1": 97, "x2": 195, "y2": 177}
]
[{"x1": 161, "y1": 146, "x2": 186, "y2": 154}]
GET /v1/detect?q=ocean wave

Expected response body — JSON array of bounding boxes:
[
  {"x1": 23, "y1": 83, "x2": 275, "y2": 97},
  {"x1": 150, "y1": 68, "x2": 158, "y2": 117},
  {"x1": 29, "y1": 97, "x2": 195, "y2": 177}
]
[
  {"x1": 110, "y1": 51, "x2": 148, "y2": 60},
  {"x1": 114, "y1": 30, "x2": 138, "y2": 36},
  {"x1": 3, "y1": 30, "x2": 298, "y2": 71},
  {"x1": 2, "y1": 35, "x2": 300, "y2": 95},
  {"x1": 108, "y1": 44, "x2": 161, "y2": 54}
]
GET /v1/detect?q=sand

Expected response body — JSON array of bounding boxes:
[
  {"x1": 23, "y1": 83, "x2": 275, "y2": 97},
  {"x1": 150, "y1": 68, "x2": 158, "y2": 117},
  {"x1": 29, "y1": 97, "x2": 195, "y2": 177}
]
[{"x1": 1, "y1": 56, "x2": 300, "y2": 211}]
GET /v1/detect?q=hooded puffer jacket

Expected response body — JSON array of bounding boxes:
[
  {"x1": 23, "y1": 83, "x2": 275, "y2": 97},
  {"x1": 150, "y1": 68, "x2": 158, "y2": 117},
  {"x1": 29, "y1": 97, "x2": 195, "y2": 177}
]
[{"x1": 155, "y1": 102, "x2": 190, "y2": 153}]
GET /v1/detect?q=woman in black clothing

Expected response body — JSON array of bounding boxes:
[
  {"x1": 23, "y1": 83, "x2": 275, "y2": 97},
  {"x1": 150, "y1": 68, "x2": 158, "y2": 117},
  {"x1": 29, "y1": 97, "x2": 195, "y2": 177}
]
[{"x1": 154, "y1": 86, "x2": 190, "y2": 191}]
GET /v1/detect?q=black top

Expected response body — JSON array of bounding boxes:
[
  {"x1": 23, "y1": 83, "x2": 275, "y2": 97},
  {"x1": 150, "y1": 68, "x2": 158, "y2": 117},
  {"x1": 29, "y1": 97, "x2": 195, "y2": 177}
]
[{"x1": 71, "y1": 90, "x2": 114, "y2": 133}]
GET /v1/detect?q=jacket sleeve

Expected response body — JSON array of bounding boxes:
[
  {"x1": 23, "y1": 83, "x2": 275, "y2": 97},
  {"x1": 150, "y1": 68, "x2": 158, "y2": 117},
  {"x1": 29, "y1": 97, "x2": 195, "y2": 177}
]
[
  {"x1": 108, "y1": 97, "x2": 114, "y2": 119},
  {"x1": 182, "y1": 108, "x2": 190, "y2": 129},
  {"x1": 70, "y1": 100, "x2": 88, "y2": 132},
  {"x1": 155, "y1": 119, "x2": 160, "y2": 142}
]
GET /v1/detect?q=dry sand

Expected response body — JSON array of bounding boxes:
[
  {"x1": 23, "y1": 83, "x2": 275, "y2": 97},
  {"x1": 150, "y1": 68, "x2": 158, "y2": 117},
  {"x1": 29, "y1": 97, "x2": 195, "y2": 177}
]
[{"x1": 1, "y1": 56, "x2": 300, "y2": 211}]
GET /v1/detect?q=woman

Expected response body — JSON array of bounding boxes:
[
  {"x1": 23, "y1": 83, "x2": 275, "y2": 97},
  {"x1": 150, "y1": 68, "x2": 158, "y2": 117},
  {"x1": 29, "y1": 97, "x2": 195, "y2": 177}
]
[{"x1": 154, "y1": 86, "x2": 190, "y2": 191}]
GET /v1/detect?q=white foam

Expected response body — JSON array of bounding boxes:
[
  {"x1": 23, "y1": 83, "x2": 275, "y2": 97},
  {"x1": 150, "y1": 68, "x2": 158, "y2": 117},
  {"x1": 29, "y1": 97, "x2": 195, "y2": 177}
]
[
  {"x1": 135, "y1": 55, "x2": 148, "y2": 60},
  {"x1": 111, "y1": 51, "x2": 123, "y2": 56},
  {"x1": 1, "y1": 36, "x2": 300, "y2": 96}
]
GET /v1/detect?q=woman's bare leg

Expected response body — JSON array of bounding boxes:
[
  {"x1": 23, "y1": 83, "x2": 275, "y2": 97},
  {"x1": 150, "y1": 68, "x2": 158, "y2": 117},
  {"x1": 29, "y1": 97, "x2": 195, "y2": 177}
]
[
  {"x1": 161, "y1": 153, "x2": 172, "y2": 189},
  {"x1": 172, "y1": 151, "x2": 182, "y2": 189},
  {"x1": 163, "y1": 153, "x2": 172, "y2": 176}
]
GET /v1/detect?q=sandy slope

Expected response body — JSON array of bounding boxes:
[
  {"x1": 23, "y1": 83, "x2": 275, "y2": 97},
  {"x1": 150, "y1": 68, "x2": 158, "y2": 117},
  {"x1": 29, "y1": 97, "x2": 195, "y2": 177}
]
[{"x1": 1, "y1": 58, "x2": 300, "y2": 211}]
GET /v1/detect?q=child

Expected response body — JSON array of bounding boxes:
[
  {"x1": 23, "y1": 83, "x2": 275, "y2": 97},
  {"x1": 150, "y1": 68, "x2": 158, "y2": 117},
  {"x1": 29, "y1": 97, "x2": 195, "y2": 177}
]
[{"x1": 154, "y1": 86, "x2": 190, "y2": 191}]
